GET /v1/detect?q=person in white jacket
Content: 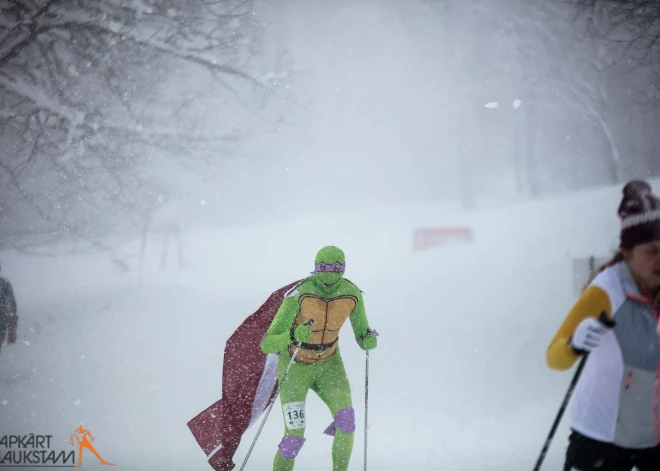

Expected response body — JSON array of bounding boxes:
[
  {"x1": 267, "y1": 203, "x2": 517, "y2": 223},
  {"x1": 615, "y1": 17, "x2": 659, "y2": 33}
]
[{"x1": 547, "y1": 180, "x2": 660, "y2": 471}]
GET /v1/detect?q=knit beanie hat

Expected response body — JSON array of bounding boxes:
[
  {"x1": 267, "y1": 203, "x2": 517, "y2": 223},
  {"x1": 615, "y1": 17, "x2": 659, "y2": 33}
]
[{"x1": 618, "y1": 180, "x2": 660, "y2": 250}]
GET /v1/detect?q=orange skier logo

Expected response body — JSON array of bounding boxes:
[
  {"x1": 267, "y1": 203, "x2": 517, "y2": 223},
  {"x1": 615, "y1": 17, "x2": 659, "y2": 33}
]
[{"x1": 67, "y1": 425, "x2": 115, "y2": 467}]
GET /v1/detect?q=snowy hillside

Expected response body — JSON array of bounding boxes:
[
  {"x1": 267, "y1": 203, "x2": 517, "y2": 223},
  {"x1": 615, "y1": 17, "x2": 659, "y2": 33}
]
[{"x1": 1, "y1": 179, "x2": 655, "y2": 471}]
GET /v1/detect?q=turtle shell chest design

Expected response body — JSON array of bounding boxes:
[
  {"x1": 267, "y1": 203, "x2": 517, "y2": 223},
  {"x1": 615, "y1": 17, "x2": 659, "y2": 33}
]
[{"x1": 289, "y1": 294, "x2": 358, "y2": 364}]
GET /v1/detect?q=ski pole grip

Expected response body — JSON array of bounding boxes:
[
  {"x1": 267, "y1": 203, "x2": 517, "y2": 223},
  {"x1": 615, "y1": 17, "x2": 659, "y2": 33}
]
[{"x1": 598, "y1": 311, "x2": 616, "y2": 329}]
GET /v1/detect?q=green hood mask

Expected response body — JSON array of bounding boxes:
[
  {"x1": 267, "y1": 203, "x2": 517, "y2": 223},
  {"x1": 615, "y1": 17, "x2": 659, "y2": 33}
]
[{"x1": 313, "y1": 246, "x2": 345, "y2": 288}]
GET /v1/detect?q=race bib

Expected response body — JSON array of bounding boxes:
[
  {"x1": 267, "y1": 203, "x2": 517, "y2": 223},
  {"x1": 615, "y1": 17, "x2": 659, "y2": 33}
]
[{"x1": 283, "y1": 402, "x2": 306, "y2": 430}]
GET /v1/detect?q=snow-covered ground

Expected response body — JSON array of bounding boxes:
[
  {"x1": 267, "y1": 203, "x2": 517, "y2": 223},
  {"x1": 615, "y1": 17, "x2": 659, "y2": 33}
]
[{"x1": 2, "y1": 180, "x2": 654, "y2": 471}]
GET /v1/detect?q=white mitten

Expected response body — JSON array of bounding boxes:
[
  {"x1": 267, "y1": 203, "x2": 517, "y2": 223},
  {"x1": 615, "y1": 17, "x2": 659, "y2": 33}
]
[{"x1": 570, "y1": 317, "x2": 609, "y2": 353}]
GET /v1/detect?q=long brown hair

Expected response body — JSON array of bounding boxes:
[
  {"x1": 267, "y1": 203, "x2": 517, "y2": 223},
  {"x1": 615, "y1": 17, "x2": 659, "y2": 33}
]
[
  {"x1": 583, "y1": 250, "x2": 625, "y2": 292},
  {"x1": 584, "y1": 249, "x2": 660, "y2": 310}
]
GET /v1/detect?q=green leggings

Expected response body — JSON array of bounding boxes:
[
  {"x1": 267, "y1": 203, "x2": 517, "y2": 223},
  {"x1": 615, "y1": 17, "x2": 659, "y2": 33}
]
[{"x1": 272, "y1": 350, "x2": 354, "y2": 471}]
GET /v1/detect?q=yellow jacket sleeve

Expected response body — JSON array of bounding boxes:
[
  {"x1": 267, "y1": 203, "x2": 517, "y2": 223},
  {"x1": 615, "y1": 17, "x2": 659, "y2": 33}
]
[{"x1": 546, "y1": 285, "x2": 613, "y2": 371}]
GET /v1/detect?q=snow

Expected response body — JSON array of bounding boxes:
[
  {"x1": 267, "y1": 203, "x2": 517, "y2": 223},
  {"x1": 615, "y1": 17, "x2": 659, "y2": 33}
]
[{"x1": 1, "y1": 179, "x2": 657, "y2": 470}]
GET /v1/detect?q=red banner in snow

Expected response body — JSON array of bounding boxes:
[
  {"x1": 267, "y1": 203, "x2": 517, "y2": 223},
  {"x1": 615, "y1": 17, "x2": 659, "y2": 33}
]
[{"x1": 413, "y1": 227, "x2": 472, "y2": 251}]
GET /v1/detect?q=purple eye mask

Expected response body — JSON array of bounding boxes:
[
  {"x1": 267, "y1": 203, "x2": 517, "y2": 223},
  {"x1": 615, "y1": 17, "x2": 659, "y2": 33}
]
[{"x1": 313, "y1": 261, "x2": 345, "y2": 273}]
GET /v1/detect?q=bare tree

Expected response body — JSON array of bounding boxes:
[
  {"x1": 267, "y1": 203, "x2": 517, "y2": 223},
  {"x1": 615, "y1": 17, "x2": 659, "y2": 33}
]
[
  {"x1": 570, "y1": 0, "x2": 660, "y2": 172},
  {"x1": 572, "y1": 0, "x2": 660, "y2": 87},
  {"x1": 430, "y1": 0, "x2": 625, "y2": 198},
  {"x1": 0, "y1": 0, "x2": 289, "y2": 252}
]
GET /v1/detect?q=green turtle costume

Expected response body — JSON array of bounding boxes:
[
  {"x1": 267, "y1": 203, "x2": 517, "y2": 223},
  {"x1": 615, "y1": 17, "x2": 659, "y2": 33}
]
[{"x1": 260, "y1": 246, "x2": 378, "y2": 471}]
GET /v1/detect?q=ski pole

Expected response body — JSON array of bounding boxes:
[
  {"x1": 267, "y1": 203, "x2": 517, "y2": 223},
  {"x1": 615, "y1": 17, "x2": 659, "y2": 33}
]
[
  {"x1": 532, "y1": 312, "x2": 615, "y2": 471},
  {"x1": 239, "y1": 319, "x2": 314, "y2": 471},
  {"x1": 364, "y1": 350, "x2": 369, "y2": 471},
  {"x1": 362, "y1": 329, "x2": 378, "y2": 471}
]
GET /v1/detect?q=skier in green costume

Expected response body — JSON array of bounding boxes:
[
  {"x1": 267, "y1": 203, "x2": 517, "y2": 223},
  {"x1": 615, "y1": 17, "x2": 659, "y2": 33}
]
[{"x1": 260, "y1": 246, "x2": 378, "y2": 471}]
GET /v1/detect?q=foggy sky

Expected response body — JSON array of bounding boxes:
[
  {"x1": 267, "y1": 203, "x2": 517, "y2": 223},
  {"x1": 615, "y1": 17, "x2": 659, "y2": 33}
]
[{"x1": 2, "y1": 0, "x2": 659, "y2": 247}]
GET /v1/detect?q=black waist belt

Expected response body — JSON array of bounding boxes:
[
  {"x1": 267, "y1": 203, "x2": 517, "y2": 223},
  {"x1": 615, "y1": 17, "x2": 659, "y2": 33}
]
[{"x1": 290, "y1": 327, "x2": 338, "y2": 351}]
